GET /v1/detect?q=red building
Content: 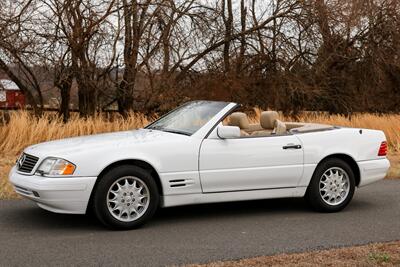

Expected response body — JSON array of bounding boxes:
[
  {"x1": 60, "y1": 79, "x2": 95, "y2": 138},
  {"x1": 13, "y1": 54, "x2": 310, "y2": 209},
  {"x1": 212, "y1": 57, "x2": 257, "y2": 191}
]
[{"x1": 0, "y1": 79, "x2": 25, "y2": 108}]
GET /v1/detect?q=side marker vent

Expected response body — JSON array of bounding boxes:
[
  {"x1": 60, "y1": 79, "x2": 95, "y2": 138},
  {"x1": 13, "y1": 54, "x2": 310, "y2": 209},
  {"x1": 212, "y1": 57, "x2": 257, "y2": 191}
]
[{"x1": 169, "y1": 179, "x2": 195, "y2": 188}]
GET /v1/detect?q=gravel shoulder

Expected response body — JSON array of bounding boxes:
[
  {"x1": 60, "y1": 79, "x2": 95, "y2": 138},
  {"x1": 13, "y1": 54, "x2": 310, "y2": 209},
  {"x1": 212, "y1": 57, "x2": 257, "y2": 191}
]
[{"x1": 188, "y1": 241, "x2": 400, "y2": 267}]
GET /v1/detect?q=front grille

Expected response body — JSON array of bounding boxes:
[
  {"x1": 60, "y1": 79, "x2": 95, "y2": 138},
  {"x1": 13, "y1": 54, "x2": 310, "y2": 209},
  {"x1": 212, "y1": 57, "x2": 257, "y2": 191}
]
[{"x1": 17, "y1": 153, "x2": 39, "y2": 173}]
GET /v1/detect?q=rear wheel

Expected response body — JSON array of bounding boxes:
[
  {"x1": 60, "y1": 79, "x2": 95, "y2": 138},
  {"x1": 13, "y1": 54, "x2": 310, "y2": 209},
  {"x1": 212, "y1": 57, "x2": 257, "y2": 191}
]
[
  {"x1": 306, "y1": 158, "x2": 355, "y2": 212},
  {"x1": 92, "y1": 165, "x2": 159, "y2": 229}
]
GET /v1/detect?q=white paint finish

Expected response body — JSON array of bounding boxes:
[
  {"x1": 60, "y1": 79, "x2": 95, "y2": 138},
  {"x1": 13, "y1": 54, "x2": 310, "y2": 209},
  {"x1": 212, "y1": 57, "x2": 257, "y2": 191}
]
[
  {"x1": 159, "y1": 171, "x2": 201, "y2": 195},
  {"x1": 298, "y1": 164, "x2": 318, "y2": 187},
  {"x1": 296, "y1": 128, "x2": 387, "y2": 164},
  {"x1": 24, "y1": 129, "x2": 202, "y2": 176},
  {"x1": 295, "y1": 127, "x2": 388, "y2": 188},
  {"x1": 161, "y1": 187, "x2": 307, "y2": 207},
  {"x1": 358, "y1": 158, "x2": 390, "y2": 187},
  {"x1": 9, "y1": 166, "x2": 96, "y2": 214},
  {"x1": 216, "y1": 125, "x2": 241, "y2": 139},
  {"x1": 199, "y1": 134, "x2": 304, "y2": 192},
  {"x1": 36, "y1": 202, "x2": 86, "y2": 214}
]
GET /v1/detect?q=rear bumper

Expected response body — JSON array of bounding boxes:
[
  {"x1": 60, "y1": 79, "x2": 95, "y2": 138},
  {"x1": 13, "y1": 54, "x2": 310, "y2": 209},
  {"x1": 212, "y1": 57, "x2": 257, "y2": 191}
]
[
  {"x1": 358, "y1": 158, "x2": 390, "y2": 187},
  {"x1": 9, "y1": 166, "x2": 97, "y2": 214}
]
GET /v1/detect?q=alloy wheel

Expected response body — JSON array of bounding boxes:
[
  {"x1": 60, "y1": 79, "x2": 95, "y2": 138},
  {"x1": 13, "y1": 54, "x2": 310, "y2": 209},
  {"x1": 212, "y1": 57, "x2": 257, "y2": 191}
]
[
  {"x1": 319, "y1": 167, "x2": 350, "y2": 206},
  {"x1": 107, "y1": 176, "x2": 150, "y2": 222}
]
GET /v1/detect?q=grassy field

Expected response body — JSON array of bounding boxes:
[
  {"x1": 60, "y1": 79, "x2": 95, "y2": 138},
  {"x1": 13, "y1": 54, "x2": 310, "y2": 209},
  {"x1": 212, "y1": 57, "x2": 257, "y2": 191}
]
[
  {"x1": 0, "y1": 111, "x2": 153, "y2": 199},
  {"x1": 0, "y1": 110, "x2": 399, "y2": 199},
  {"x1": 186, "y1": 241, "x2": 400, "y2": 266}
]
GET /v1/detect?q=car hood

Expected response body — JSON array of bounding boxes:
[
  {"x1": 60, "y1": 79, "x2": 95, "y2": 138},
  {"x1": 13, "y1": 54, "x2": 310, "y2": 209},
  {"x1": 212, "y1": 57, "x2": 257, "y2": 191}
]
[{"x1": 24, "y1": 128, "x2": 187, "y2": 158}]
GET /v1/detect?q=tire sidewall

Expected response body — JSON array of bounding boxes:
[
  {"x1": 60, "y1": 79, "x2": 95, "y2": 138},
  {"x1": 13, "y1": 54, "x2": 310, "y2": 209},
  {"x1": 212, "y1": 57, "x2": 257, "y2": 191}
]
[
  {"x1": 93, "y1": 165, "x2": 159, "y2": 229},
  {"x1": 307, "y1": 158, "x2": 356, "y2": 212}
]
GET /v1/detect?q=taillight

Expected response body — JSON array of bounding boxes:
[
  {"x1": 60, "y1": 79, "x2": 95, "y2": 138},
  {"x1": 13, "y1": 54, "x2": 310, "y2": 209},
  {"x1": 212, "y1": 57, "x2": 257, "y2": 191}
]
[{"x1": 378, "y1": 141, "x2": 387, "y2": 156}]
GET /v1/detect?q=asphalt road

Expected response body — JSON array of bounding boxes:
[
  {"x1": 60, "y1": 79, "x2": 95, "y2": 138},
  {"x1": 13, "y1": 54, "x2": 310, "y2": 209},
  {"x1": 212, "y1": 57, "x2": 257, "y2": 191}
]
[{"x1": 0, "y1": 180, "x2": 399, "y2": 266}]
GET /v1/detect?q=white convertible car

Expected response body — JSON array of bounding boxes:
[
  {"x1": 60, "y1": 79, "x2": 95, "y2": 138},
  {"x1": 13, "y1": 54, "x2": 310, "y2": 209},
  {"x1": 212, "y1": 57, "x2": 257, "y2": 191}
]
[{"x1": 9, "y1": 101, "x2": 390, "y2": 229}]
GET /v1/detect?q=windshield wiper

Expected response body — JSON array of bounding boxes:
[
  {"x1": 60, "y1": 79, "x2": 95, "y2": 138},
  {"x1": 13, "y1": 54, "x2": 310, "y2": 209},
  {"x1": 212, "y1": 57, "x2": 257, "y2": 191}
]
[
  {"x1": 147, "y1": 125, "x2": 191, "y2": 136},
  {"x1": 147, "y1": 125, "x2": 163, "y2": 130},
  {"x1": 161, "y1": 129, "x2": 191, "y2": 136}
]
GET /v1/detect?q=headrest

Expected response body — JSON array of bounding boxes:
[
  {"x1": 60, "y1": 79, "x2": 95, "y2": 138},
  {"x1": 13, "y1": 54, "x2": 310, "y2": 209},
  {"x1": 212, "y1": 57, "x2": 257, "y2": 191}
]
[
  {"x1": 260, "y1": 111, "x2": 279, "y2": 129},
  {"x1": 228, "y1": 112, "x2": 250, "y2": 129},
  {"x1": 273, "y1": 120, "x2": 287, "y2": 134}
]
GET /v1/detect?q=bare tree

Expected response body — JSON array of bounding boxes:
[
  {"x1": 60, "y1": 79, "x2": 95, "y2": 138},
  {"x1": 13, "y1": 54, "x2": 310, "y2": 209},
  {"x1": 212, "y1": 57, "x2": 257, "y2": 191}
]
[
  {"x1": 222, "y1": 0, "x2": 233, "y2": 73},
  {"x1": 236, "y1": 0, "x2": 247, "y2": 76},
  {"x1": 0, "y1": 0, "x2": 44, "y2": 115},
  {"x1": 1, "y1": 0, "x2": 400, "y2": 117},
  {"x1": 42, "y1": 0, "x2": 118, "y2": 117}
]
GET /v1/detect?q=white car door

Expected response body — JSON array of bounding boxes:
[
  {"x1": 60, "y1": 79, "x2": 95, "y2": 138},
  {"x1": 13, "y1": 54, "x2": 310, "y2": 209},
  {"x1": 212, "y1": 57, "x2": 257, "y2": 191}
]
[{"x1": 199, "y1": 134, "x2": 304, "y2": 193}]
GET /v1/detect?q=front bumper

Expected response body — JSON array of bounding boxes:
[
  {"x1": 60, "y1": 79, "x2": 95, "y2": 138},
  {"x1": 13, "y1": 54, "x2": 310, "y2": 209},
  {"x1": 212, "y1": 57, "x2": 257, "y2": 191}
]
[
  {"x1": 358, "y1": 158, "x2": 390, "y2": 187},
  {"x1": 9, "y1": 166, "x2": 97, "y2": 214}
]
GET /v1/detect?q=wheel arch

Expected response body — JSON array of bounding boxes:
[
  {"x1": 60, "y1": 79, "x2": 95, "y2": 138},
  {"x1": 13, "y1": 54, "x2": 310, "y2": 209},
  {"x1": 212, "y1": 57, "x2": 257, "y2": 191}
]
[
  {"x1": 316, "y1": 153, "x2": 361, "y2": 186},
  {"x1": 87, "y1": 159, "x2": 163, "y2": 213}
]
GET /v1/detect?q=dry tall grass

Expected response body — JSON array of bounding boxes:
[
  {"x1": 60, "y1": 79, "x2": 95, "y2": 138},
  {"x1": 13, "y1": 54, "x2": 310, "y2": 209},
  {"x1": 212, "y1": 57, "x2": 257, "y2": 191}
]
[
  {"x1": 0, "y1": 111, "x2": 152, "y2": 199},
  {"x1": 0, "y1": 110, "x2": 399, "y2": 199},
  {"x1": 0, "y1": 111, "x2": 153, "y2": 155}
]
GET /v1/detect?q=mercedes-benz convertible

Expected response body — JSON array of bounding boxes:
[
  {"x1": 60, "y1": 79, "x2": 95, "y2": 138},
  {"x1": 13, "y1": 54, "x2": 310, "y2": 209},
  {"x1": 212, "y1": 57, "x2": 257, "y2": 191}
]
[{"x1": 9, "y1": 101, "x2": 390, "y2": 229}]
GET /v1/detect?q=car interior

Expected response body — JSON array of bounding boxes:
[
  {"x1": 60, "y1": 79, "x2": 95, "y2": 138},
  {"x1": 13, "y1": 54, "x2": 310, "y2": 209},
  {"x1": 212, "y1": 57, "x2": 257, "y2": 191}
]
[{"x1": 224, "y1": 111, "x2": 335, "y2": 137}]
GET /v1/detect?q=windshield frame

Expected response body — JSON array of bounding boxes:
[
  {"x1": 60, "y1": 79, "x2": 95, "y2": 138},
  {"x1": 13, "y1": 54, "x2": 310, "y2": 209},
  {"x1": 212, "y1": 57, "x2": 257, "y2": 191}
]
[{"x1": 145, "y1": 101, "x2": 231, "y2": 136}]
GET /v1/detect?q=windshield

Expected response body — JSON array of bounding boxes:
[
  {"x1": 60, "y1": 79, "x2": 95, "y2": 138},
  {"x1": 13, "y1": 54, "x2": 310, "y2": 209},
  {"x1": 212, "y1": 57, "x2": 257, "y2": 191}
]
[{"x1": 146, "y1": 101, "x2": 229, "y2": 136}]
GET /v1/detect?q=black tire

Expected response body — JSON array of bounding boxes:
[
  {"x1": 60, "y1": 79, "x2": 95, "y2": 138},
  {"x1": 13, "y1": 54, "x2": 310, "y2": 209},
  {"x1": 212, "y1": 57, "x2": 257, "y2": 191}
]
[
  {"x1": 92, "y1": 165, "x2": 159, "y2": 230},
  {"x1": 305, "y1": 158, "x2": 355, "y2": 212}
]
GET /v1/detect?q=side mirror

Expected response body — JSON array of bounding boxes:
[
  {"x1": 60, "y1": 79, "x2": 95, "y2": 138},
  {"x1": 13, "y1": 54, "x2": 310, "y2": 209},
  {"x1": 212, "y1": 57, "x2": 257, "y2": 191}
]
[{"x1": 217, "y1": 125, "x2": 240, "y2": 139}]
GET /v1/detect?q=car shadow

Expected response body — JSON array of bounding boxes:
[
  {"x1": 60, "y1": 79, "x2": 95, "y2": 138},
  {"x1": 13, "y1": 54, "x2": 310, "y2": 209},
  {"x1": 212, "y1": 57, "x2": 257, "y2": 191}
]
[
  {"x1": 155, "y1": 197, "x2": 309, "y2": 221},
  {"x1": 1, "y1": 198, "x2": 307, "y2": 230},
  {"x1": 1, "y1": 197, "x2": 373, "y2": 231},
  {"x1": 1, "y1": 205, "x2": 103, "y2": 231}
]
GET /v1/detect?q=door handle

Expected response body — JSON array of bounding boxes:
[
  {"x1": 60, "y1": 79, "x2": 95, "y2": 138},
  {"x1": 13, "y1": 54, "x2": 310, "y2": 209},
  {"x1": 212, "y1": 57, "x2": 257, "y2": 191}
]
[{"x1": 282, "y1": 144, "x2": 302, "y2": 150}]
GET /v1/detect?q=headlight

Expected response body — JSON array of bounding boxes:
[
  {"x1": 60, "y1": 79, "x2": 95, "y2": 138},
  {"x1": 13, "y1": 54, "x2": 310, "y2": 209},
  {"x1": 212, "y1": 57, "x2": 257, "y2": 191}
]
[{"x1": 36, "y1": 158, "x2": 76, "y2": 176}]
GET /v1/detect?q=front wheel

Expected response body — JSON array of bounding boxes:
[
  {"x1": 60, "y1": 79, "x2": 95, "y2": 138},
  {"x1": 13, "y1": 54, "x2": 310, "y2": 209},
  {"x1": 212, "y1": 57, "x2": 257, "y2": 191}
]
[
  {"x1": 92, "y1": 165, "x2": 159, "y2": 229},
  {"x1": 305, "y1": 158, "x2": 355, "y2": 212}
]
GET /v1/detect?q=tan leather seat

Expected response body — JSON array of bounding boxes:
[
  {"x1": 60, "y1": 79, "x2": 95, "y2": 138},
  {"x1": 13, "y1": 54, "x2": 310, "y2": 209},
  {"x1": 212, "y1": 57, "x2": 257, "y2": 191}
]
[
  {"x1": 251, "y1": 111, "x2": 287, "y2": 136},
  {"x1": 260, "y1": 111, "x2": 278, "y2": 130},
  {"x1": 228, "y1": 112, "x2": 249, "y2": 128},
  {"x1": 228, "y1": 112, "x2": 262, "y2": 135},
  {"x1": 227, "y1": 112, "x2": 250, "y2": 136},
  {"x1": 251, "y1": 111, "x2": 276, "y2": 136},
  {"x1": 273, "y1": 120, "x2": 287, "y2": 135},
  {"x1": 240, "y1": 130, "x2": 249, "y2": 136}
]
